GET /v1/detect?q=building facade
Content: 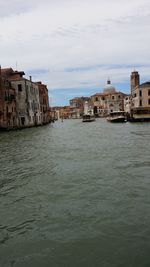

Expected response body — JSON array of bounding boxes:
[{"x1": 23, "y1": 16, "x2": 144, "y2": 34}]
[
  {"x1": 69, "y1": 96, "x2": 90, "y2": 118},
  {"x1": 0, "y1": 69, "x2": 17, "y2": 129},
  {"x1": 130, "y1": 71, "x2": 150, "y2": 120},
  {"x1": 1, "y1": 67, "x2": 50, "y2": 129},
  {"x1": 124, "y1": 95, "x2": 131, "y2": 114},
  {"x1": 131, "y1": 71, "x2": 150, "y2": 108},
  {"x1": 10, "y1": 73, "x2": 41, "y2": 127},
  {"x1": 36, "y1": 81, "x2": 50, "y2": 124},
  {"x1": 91, "y1": 79, "x2": 126, "y2": 117}
]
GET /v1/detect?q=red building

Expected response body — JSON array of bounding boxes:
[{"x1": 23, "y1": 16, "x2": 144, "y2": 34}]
[
  {"x1": 0, "y1": 67, "x2": 17, "y2": 129},
  {"x1": 36, "y1": 81, "x2": 50, "y2": 124}
]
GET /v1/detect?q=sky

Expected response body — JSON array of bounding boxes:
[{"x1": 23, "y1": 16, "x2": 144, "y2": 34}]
[{"x1": 0, "y1": 0, "x2": 150, "y2": 106}]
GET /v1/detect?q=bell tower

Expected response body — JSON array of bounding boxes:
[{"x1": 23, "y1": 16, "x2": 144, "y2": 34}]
[{"x1": 130, "y1": 70, "x2": 140, "y2": 92}]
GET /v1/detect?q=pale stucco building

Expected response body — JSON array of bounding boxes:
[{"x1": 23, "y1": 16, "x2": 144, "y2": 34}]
[
  {"x1": 131, "y1": 71, "x2": 150, "y2": 108},
  {"x1": 11, "y1": 76, "x2": 41, "y2": 127},
  {"x1": 91, "y1": 79, "x2": 126, "y2": 117},
  {"x1": 129, "y1": 70, "x2": 150, "y2": 121}
]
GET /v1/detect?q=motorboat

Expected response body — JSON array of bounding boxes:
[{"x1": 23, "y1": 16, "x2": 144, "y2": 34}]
[
  {"x1": 82, "y1": 114, "x2": 95, "y2": 122},
  {"x1": 129, "y1": 107, "x2": 150, "y2": 122},
  {"x1": 82, "y1": 101, "x2": 95, "y2": 122},
  {"x1": 106, "y1": 111, "x2": 127, "y2": 122}
]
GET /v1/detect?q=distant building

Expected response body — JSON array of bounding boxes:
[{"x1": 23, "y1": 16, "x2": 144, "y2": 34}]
[
  {"x1": 91, "y1": 79, "x2": 126, "y2": 117},
  {"x1": 69, "y1": 96, "x2": 90, "y2": 118},
  {"x1": 124, "y1": 95, "x2": 131, "y2": 114},
  {"x1": 36, "y1": 81, "x2": 50, "y2": 124},
  {"x1": 130, "y1": 70, "x2": 140, "y2": 92},
  {"x1": 83, "y1": 101, "x2": 94, "y2": 115},
  {"x1": 131, "y1": 71, "x2": 150, "y2": 108},
  {"x1": 0, "y1": 67, "x2": 17, "y2": 129},
  {"x1": 130, "y1": 71, "x2": 150, "y2": 120}
]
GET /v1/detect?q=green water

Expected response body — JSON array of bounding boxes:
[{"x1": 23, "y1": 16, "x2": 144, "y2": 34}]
[{"x1": 0, "y1": 119, "x2": 150, "y2": 267}]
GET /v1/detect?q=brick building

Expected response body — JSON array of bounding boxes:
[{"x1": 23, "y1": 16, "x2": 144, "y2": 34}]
[
  {"x1": 0, "y1": 66, "x2": 51, "y2": 129},
  {"x1": 36, "y1": 81, "x2": 50, "y2": 124},
  {"x1": 0, "y1": 67, "x2": 17, "y2": 129}
]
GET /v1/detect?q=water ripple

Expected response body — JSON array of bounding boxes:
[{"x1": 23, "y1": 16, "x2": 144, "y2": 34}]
[{"x1": 0, "y1": 120, "x2": 150, "y2": 266}]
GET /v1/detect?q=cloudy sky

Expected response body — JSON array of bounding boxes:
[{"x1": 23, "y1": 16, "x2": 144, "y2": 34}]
[{"x1": 0, "y1": 0, "x2": 150, "y2": 105}]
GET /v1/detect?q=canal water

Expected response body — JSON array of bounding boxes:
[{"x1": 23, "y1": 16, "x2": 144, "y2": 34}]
[{"x1": 0, "y1": 119, "x2": 150, "y2": 267}]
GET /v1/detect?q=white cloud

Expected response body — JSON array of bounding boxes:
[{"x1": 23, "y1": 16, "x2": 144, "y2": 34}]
[{"x1": 0, "y1": 0, "x2": 150, "y2": 97}]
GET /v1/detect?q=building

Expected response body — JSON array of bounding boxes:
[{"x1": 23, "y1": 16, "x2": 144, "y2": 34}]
[
  {"x1": 36, "y1": 81, "x2": 50, "y2": 124},
  {"x1": 69, "y1": 96, "x2": 90, "y2": 118},
  {"x1": 0, "y1": 68, "x2": 17, "y2": 129},
  {"x1": 130, "y1": 70, "x2": 140, "y2": 91},
  {"x1": 91, "y1": 79, "x2": 126, "y2": 117},
  {"x1": 130, "y1": 71, "x2": 150, "y2": 108},
  {"x1": 1, "y1": 68, "x2": 42, "y2": 128},
  {"x1": 124, "y1": 95, "x2": 131, "y2": 114},
  {"x1": 130, "y1": 70, "x2": 150, "y2": 120}
]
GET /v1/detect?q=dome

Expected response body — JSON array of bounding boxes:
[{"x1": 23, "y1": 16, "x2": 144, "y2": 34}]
[{"x1": 103, "y1": 79, "x2": 116, "y2": 93}]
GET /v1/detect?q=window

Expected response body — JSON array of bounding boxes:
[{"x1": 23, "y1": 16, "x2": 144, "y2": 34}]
[
  {"x1": 95, "y1": 97, "x2": 98, "y2": 101},
  {"x1": 139, "y1": 99, "x2": 142, "y2": 106},
  {"x1": 148, "y1": 90, "x2": 150, "y2": 96},
  {"x1": 112, "y1": 96, "x2": 114, "y2": 99},
  {"x1": 118, "y1": 95, "x2": 120, "y2": 99},
  {"x1": 139, "y1": 90, "x2": 142, "y2": 97},
  {"x1": 18, "y1": 84, "x2": 22, "y2": 92},
  {"x1": 148, "y1": 99, "x2": 150, "y2": 105},
  {"x1": 21, "y1": 117, "x2": 25, "y2": 125}
]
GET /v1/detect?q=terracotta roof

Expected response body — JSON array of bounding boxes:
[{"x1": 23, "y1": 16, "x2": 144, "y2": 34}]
[
  {"x1": 91, "y1": 91, "x2": 126, "y2": 97},
  {"x1": 91, "y1": 92, "x2": 108, "y2": 97},
  {"x1": 70, "y1": 96, "x2": 90, "y2": 102},
  {"x1": 1, "y1": 68, "x2": 25, "y2": 78}
]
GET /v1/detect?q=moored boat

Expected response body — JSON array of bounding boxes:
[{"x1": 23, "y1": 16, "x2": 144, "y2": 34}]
[
  {"x1": 106, "y1": 111, "x2": 126, "y2": 122},
  {"x1": 129, "y1": 107, "x2": 150, "y2": 122}
]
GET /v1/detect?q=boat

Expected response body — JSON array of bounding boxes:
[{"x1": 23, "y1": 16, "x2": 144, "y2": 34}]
[
  {"x1": 129, "y1": 107, "x2": 150, "y2": 122},
  {"x1": 82, "y1": 101, "x2": 95, "y2": 122},
  {"x1": 82, "y1": 114, "x2": 95, "y2": 122},
  {"x1": 106, "y1": 111, "x2": 127, "y2": 122}
]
